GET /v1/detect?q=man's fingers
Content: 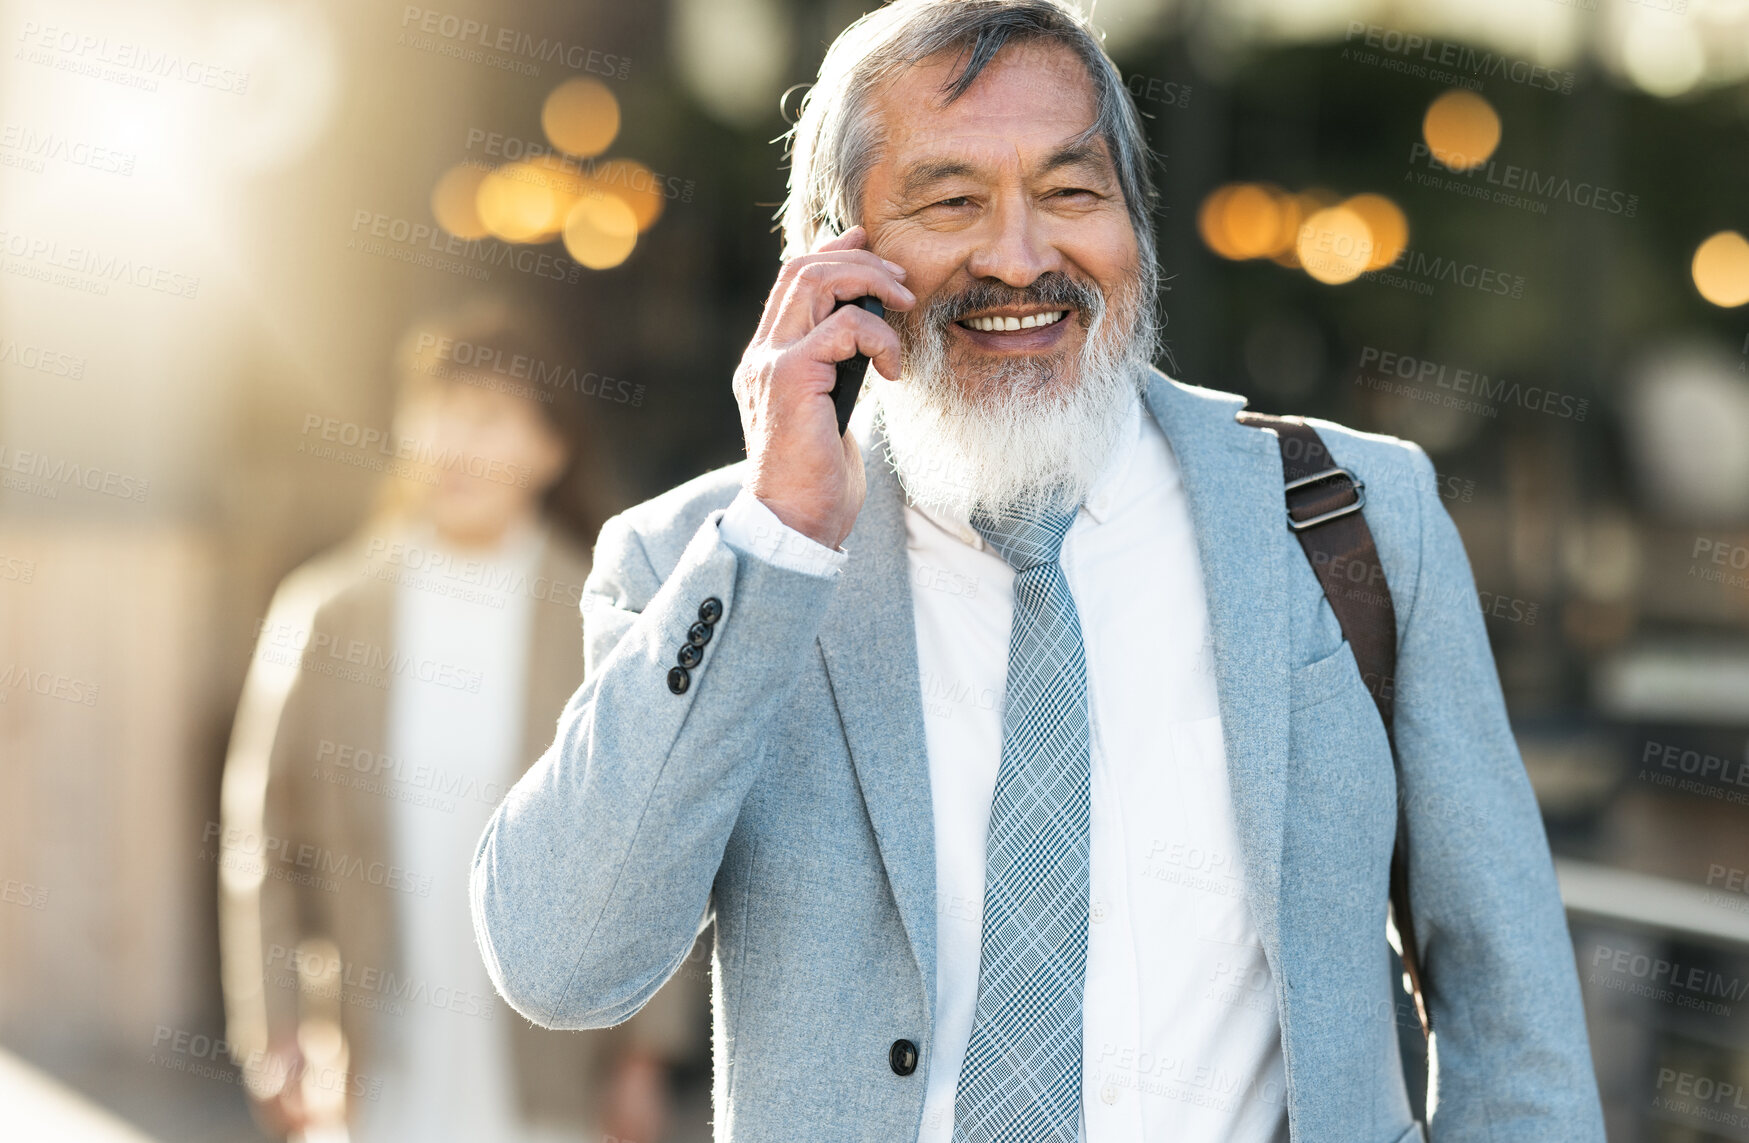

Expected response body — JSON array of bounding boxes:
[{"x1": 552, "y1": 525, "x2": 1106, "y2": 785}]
[
  {"x1": 755, "y1": 246, "x2": 907, "y2": 342},
  {"x1": 801, "y1": 305, "x2": 903, "y2": 383},
  {"x1": 768, "y1": 264, "x2": 912, "y2": 343},
  {"x1": 783, "y1": 247, "x2": 907, "y2": 280},
  {"x1": 814, "y1": 224, "x2": 868, "y2": 253}
]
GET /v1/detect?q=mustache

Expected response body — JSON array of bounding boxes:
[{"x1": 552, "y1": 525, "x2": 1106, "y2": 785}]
[{"x1": 913, "y1": 271, "x2": 1105, "y2": 329}]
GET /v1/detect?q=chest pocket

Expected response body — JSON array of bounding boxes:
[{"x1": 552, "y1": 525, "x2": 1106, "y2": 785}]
[{"x1": 1290, "y1": 638, "x2": 1361, "y2": 712}]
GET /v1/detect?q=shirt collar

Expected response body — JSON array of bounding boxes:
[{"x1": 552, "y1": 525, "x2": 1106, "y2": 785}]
[{"x1": 906, "y1": 388, "x2": 1144, "y2": 552}]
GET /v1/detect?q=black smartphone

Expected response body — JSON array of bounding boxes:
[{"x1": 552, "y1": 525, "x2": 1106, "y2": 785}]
[{"x1": 830, "y1": 296, "x2": 885, "y2": 436}]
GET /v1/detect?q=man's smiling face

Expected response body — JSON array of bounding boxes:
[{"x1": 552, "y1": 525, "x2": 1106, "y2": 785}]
[{"x1": 860, "y1": 39, "x2": 1141, "y2": 400}]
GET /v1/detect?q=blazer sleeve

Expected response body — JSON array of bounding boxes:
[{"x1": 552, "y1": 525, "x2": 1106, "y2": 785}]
[
  {"x1": 470, "y1": 504, "x2": 840, "y2": 1030},
  {"x1": 1392, "y1": 442, "x2": 1605, "y2": 1140},
  {"x1": 217, "y1": 563, "x2": 343, "y2": 1099}
]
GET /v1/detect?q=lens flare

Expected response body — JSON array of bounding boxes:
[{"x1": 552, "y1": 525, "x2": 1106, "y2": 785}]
[
  {"x1": 1423, "y1": 91, "x2": 1501, "y2": 171},
  {"x1": 563, "y1": 194, "x2": 640, "y2": 269},
  {"x1": 430, "y1": 163, "x2": 491, "y2": 239},
  {"x1": 1297, "y1": 207, "x2": 1374, "y2": 285},
  {"x1": 1692, "y1": 231, "x2": 1749, "y2": 307},
  {"x1": 543, "y1": 77, "x2": 621, "y2": 159}
]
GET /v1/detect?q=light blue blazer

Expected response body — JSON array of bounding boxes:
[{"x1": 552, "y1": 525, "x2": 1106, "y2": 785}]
[{"x1": 471, "y1": 370, "x2": 1604, "y2": 1142}]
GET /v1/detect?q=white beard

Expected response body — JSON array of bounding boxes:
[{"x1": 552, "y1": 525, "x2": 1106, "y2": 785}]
[{"x1": 871, "y1": 277, "x2": 1154, "y2": 522}]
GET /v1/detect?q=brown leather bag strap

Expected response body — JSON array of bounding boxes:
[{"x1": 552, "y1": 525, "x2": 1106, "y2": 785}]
[{"x1": 1236, "y1": 409, "x2": 1431, "y2": 1040}]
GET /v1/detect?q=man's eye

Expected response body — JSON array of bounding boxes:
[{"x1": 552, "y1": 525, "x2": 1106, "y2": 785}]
[
  {"x1": 1053, "y1": 187, "x2": 1095, "y2": 198},
  {"x1": 933, "y1": 196, "x2": 971, "y2": 208}
]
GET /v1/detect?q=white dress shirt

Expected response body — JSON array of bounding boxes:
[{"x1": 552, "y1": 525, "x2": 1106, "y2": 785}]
[{"x1": 719, "y1": 394, "x2": 1289, "y2": 1143}]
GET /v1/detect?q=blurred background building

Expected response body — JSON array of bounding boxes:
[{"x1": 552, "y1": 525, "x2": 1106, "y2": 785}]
[{"x1": 2, "y1": 0, "x2": 1748, "y2": 1139}]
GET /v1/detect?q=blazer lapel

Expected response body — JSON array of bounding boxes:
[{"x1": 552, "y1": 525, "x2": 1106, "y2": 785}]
[
  {"x1": 1142, "y1": 370, "x2": 1293, "y2": 955},
  {"x1": 816, "y1": 426, "x2": 938, "y2": 1017}
]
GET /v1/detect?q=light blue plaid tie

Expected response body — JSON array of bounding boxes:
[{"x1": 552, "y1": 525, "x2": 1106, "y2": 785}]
[{"x1": 953, "y1": 502, "x2": 1090, "y2": 1143}]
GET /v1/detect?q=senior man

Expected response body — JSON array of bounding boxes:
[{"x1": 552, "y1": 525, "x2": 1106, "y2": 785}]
[{"x1": 470, "y1": 2, "x2": 1604, "y2": 1140}]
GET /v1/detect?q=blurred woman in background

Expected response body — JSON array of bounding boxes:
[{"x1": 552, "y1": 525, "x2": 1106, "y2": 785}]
[{"x1": 217, "y1": 301, "x2": 701, "y2": 1142}]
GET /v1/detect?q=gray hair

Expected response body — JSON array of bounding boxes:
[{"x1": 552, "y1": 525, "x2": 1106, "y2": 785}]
[{"x1": 780, "y1": 0, "x2": 1157, "y2": 289}]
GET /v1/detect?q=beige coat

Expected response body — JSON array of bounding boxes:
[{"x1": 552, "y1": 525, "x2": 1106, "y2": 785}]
[{"x1": 218, "y1": 521, "x2": 702, "y2": 1131}]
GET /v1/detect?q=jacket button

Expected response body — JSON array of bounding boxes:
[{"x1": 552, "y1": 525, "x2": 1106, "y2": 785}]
[
  {"x1": 666, "y1": 666, "x2": 691, "y2": 695},
  {"x1": 699, "y1": 597, "x2": 724, "y2": 625},
  {"x1": 686, "y1": 620, "x2": 713, "y2": 647},
  {"x1": 676, "y1": 643, "x2": 704, "y2": 669},
  {"x1": 889, "y1": 1039, "x2": 918, "y2": 1076}
]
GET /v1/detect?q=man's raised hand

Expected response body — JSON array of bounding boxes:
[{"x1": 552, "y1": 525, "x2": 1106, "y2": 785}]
[{"x1": 731, "y1": 226, "x2": 913, "y2": 550}]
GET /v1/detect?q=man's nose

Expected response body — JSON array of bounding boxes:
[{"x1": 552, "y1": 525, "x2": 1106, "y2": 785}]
[{"x1": 964, "y1": 195, "x2": 1059, "y2": 287}]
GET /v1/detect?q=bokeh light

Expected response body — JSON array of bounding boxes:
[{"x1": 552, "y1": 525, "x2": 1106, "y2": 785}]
[
  {"x1": 1342, "y1": 193, "x2": 1409, "y2": 270},
  {"x1": 430, "y1": 163, "x2": 491, "y2": 239},
  {"x1": 563, "y1": 194, "x2": 640, "y2": 269},
  {"x1": 1622, "y1": 19, "x2": 1706, "y2": 99},
  {"x1": 1297, "y1": 205, "x2": 1374, "y2": 285},
  {"x1": 1269, "y1": 189, "x2": 1340, "y2": 268},
  {"x1": 1197, "y1": 184, "x2": 1245, "y2": 260},
  {"x1": 1199, "y1": 183, "x2": 1302, "y2": 261},
  {"x1": 590, "y1": 159, "x2": 666, "y2": 231},
  {"x1": 1423, "y1": 90, "x2": 1501, "y2": 171},
  {"x1": 476, "y1": 161, "x2": 561, "y2": 243},
  {"x1": 1223, "y1": 183, "x2": 1288, "y2": 259},
  {"x1": 1692, "y1": 231, "x2": 1749, "y2": 307},
  {"x1": 542, "y1": 77, "x2": 621, "y2": 159},
  {"x1": 1203, "y1": 183, "x2": 1402, "y2": 285},
  {"x1": 524, "y1": 155, "x2": 592, "y2": 233}
]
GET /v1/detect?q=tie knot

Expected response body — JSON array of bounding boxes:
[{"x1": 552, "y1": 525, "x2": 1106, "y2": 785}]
[{"x1": 970, "y1": 503, "x2": 1079, "y2": 572}]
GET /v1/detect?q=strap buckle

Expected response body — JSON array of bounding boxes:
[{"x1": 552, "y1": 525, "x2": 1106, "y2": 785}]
[{"x1": 1284, "y1": 467, "x2": 1365, "y2": 532}]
